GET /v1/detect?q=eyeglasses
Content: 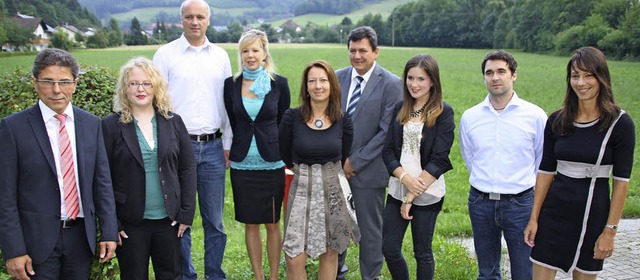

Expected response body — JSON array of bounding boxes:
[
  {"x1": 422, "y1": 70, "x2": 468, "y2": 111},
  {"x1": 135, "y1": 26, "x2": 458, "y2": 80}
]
[
  {"x1": 128, "y1": 82, "x2": 153, "y2": 89},
  {"x1": 36, "y1": 79, "x2": 76, "y2": 90}
]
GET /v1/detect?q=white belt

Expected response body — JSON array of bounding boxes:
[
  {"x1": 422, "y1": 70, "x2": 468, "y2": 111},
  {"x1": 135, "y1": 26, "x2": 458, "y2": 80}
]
[{"x1": 557, "y1": 160, "x2": 612, "y2": 179}]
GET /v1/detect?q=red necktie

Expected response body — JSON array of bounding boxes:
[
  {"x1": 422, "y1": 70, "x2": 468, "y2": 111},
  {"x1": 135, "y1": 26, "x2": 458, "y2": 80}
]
[{"x1": 54, "y1": 114, "x2": 79, "y2": 220}]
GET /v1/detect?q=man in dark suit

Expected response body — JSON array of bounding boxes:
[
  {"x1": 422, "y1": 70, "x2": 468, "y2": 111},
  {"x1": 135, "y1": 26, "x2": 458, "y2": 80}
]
[
  {"x1": 0, "y1": 48, "x2": 118, "y2": 280},
  {"x1": 335, "y1": 26, "x2": 403, "y2": 280}
]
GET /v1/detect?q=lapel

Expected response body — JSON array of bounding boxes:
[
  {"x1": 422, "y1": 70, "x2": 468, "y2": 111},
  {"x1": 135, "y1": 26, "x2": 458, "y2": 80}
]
[
  {"x1": 27, "y1": 105, "x2": 57, "y2": 175},
  {"x1": 234, "y1": 74, "x2": 253, "y2": 122},
  {"x1": 72, "y1": 107, "x2": 89, "y2": 190},
  {"x1": 352, "y1": 64, "x2": 382, "y2": 120},
  {"x1": 121, "y1": 116, "x2": 144, "y2": 168},
  {"x1": 156, "y1": 112, "x2": 169, "y2": 166},
  {"x1": 339, "y1": 68, "x2": 352, "y2": 111}
]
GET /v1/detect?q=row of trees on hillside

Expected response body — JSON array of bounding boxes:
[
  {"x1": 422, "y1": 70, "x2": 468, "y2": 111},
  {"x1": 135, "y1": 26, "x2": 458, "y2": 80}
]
[
  {"x1": 377, "y1": 0, "x2": 640, "y2": 59},
  {"x1": 2, "y1": 0, "x2": 100, "y2": 28}
]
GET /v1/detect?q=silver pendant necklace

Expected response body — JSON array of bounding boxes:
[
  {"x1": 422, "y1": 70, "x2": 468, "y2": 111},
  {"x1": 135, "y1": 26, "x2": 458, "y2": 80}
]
[{"x1": 314, "y1": 115, "x2": 324, "y2": 129}]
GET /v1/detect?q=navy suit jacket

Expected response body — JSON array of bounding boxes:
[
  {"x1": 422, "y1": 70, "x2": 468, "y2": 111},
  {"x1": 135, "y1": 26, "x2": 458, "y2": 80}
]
[
  {"x1": 223, "y1": 74, "x2": 290, "y2": 162},
  {"x1": 382, "y1": 101, "x2": 455, "y2": 178},
  {"x1": 101, "y1": 112, "x2": 196, "y2": 230},
  {"x1": 336, "y1": 64, "x2": 402, "y2": 188},
  {"x1": 0, "y1": 104, "x2": 118, "y2": 264}
]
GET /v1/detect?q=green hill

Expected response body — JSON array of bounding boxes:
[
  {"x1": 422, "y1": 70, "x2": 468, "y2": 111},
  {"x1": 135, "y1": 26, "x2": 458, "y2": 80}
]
[
  {"x1": 265, "y1": 0, "x2": 413, "y2": 27},
  {"x1": 110, "y1": 0, "x2": 412, "y2": 29}
]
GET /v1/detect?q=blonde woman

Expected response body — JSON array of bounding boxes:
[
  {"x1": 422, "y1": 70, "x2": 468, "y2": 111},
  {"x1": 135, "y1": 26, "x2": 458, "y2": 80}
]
[
  {"x1": 102, "y1": 57, "x2": 196, "y2": 279},
  {"x1": 223, "y1": 29, "x2": 290, "y2": 280}
]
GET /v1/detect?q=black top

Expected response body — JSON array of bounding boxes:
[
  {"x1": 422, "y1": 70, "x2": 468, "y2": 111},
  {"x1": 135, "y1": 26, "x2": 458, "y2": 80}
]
[
  {"x1": 382, "y1": 101, "x2": 455, "y2": 178},
  {"x1": 539, "y1": 111, "x2": 635, "y2": 179},
  {"x1": 278, "y1": 108, "x2": 353, "y2": 167}
]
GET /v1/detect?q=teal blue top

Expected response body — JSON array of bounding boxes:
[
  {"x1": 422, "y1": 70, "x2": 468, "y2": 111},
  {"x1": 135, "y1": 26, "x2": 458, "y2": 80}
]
[
  {"x1": 230, "y1": 96, "x2": 285, "y2": 170},
  {"x1": 134, "y1": 116, "x2": 168, "y2": 219}
]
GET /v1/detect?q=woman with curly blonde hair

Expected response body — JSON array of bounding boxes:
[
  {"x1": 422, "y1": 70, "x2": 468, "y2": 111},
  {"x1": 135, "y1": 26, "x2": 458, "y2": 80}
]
[{"x1": 102, "y1": 57, "x2": 197, "y2": 279}]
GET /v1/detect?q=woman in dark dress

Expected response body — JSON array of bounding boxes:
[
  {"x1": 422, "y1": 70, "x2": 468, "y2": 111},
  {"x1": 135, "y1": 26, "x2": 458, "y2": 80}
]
[
  {"x1": 524, "y1": 47, "x2": 635, "y2": 279},
  {"x1": 223, "y1": 29, "x2": 290, "y2": 280},
  {"x1": 102, "y1": 57, "x2": 197, "y2": 279},
  {"x1": 381, "y1": 54, "x2": 455, "y2": 280},
  {"x1": 278, "y1": 60, "x2": 359, "y2": 280}
]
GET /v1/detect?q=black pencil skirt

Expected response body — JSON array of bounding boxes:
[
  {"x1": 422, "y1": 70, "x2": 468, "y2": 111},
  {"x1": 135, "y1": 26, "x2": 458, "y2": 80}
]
[{"x1": 230, "y1": 167, "x2": 285, "y2": 224}]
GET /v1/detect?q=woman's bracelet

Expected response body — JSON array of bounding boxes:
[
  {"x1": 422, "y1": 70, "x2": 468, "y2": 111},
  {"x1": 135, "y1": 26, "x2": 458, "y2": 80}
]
[{"x1": 399, "y1": 172, "x2": 408, "y2": 184}]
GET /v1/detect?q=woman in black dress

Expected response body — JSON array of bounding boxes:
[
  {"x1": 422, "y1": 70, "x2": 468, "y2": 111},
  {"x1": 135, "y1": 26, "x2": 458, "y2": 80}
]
[
  {"x1": 524, "y1": 47, "x2": 635, "y2": 279},
  {"x1": 279, "y1": 60, "x2": 359, "y2": 279},
  {"x1": 223, "y1": 29, "x2": 290, "y2": 280}
]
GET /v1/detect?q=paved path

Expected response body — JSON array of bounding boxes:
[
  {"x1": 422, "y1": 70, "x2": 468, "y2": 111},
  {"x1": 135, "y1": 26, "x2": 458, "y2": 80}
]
[{"x1": 459, "y1": 219, "x2": 640, "y2": 279}]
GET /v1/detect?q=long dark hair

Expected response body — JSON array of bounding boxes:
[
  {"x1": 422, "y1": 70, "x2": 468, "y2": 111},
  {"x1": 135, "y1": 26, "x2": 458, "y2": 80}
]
[
  {"x1": 552, "y1": 46, "x2": 620, "y2": 135},
  {"x1": 397, "y1": 54, "x2": 443, "y2": 127},
  {"x1": 298, "y1": 60, "x2": 343, "y2": 123}
]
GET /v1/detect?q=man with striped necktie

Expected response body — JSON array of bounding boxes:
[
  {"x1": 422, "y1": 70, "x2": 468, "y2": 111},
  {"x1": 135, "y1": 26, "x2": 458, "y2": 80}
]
[
  {"x1": 0, "y1": 48, "x2": 118, "y2": 280},
  {"x1": 335, "y1": 26, "x2": 402, "y2": 280}
]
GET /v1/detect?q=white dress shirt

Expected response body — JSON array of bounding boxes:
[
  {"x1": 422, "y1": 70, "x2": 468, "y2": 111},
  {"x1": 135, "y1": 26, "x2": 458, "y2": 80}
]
[
  {"x1": 459, "y1": 92, "x2": 547, "y2": 194},
  {"x1": 153, "y1": 34, "x2": 233, "y2": 150},
  {"x1": 39, "y1": 100, "x2": 84, "y2": 219}
]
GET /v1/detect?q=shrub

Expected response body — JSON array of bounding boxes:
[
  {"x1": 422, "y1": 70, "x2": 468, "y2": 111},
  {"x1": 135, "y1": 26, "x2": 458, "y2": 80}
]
[
  {"x1": 0, "y1": 64, "x2": 118, "y2": 279},
  {"x1": 0, "y1": 64, "x2": 116, "y2": 119}
]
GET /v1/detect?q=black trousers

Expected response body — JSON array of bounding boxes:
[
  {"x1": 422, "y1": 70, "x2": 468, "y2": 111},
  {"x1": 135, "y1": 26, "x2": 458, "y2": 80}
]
[
  {"x1": 32, "y1": 219, "x2": 92, "y2": 280},
  {"x1": 116, "y1": 218, "x2": 181, "y2": 280}
]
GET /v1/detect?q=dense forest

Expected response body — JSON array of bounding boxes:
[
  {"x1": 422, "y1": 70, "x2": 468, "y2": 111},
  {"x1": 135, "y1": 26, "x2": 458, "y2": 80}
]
[
  {"x1": 1, "y1": 0, "x2": 101, "y2": 28},
  {"x1": 368, "y1": 0, "x2": 640, "y2": 58}
]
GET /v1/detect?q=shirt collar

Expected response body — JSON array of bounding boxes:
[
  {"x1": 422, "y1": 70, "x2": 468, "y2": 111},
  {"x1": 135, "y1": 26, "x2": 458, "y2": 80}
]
[
  {"x1": 481, "y1": 91, "x2": 523, "y2": 111},
  {"x1": 351, "y1": 61, "x2": 377, "y2": 83},
  {"x1": 39, "y1": 99, "x2": 74, "y2": 122},
  {"x1": 177, "y1": 34, "x2": 212, "y2": 52}
]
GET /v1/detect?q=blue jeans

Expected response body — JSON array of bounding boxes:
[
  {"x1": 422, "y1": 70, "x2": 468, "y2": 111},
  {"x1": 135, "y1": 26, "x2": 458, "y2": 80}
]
[
  {"x1": 182, "y1": 139, "x2": 227, "y2": 280},
  {"x1": 383, "y1": 195, "x2": 442, "y2": 280},
  {"x1": 468, "y1": 187, "x2": 533, "y2": 280}
]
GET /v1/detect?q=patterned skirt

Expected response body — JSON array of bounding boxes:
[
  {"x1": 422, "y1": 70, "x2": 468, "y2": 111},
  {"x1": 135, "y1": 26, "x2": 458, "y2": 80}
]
[{"x1": 282, "y1": 161, "x2": 360, "y2": 258}]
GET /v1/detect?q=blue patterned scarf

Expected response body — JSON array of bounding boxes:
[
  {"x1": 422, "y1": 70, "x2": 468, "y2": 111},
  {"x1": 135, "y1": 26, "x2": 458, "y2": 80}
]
[{"x1": 243, "y1": 66, "x2": 271, "y2": 99}]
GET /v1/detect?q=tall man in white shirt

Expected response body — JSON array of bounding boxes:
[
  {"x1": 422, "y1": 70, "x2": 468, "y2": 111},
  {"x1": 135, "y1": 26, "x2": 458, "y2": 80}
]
[
  {"x1": 459, "y1": 50, "x2": 546, "y2": 280},
  {"x1": 153, "y1": 0, "x2": 232, "y2": 279}
]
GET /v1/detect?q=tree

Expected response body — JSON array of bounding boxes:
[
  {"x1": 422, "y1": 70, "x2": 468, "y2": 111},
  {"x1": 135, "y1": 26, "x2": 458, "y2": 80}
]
[
  {"x1": 0, "y1": 16, "x2": 8, "y2": 46},
  {"x1": 593, "y1": 0, "x2": 632, "y2": 28},
  {"x1": 3, "y1": 19, "x2": 35, "y2": 51},
  {"x1": 107, "y1": 18, "x2": 123, "y2": 47},
  {"x1": 86, "y1": 29, "x2": 109, "y2": 48},
  {"x1": 51, "y1": 29, "x2": 73, "y2": 50},
  {"x1": 126, "y1": 17, "x2": 146, "y2": 45},
  {"x1": 258, "y1": 24, "x2": 277, "y2": 42}
]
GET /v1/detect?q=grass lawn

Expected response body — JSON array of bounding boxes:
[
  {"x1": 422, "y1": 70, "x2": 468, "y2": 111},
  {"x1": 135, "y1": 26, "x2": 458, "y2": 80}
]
[{"x1": 1, "y1": 45, "x2": 639, "y2": 279}]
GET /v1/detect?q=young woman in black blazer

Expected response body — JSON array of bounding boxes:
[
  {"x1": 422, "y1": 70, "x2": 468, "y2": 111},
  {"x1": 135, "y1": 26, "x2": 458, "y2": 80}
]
[
  {"x1": 381, "y1": 54, "x2": 455, "y2": 280},
  {"x1": 223, "y1": 29, "x2": 290, "y2": 280},
  {"x1": 102, "y1": 57, "x2": 196, "y2": 279}
]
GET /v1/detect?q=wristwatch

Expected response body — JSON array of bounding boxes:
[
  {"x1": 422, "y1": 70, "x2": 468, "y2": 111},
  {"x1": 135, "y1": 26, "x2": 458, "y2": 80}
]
[
  {"x1": 605, "y1": 224, "x2": 618, "y2": 231},
  {"x1": 402, "y1": 195, "x2": 413, "y2": 204}
]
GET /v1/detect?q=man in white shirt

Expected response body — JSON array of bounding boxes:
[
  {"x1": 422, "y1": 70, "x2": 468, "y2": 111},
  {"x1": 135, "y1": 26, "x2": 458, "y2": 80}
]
[
  {"x1": 459, "y1": 50, "x2": 546, "y2": 280},
  {"x1": 153, "y1": 1, "x2": 232, "y2": 279}
]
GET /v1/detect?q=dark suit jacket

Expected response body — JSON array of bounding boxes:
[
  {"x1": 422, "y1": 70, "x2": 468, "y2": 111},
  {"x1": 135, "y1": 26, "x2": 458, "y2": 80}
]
[
  {"x1": 0, "y1": 104, "x2": 118, "y2": 264},
  {"x1": 382, "y1": 102, "x2": 455, "y2": 178},
  {"x1": 223, "y1": 74, "x2": 290, "y2": 162},
  {"x1": 336, "y1": 64, "x2": 402, "y2": 188},
  {"x1": 101, "y1": 112, "x2": 196, "y2": 229}
]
